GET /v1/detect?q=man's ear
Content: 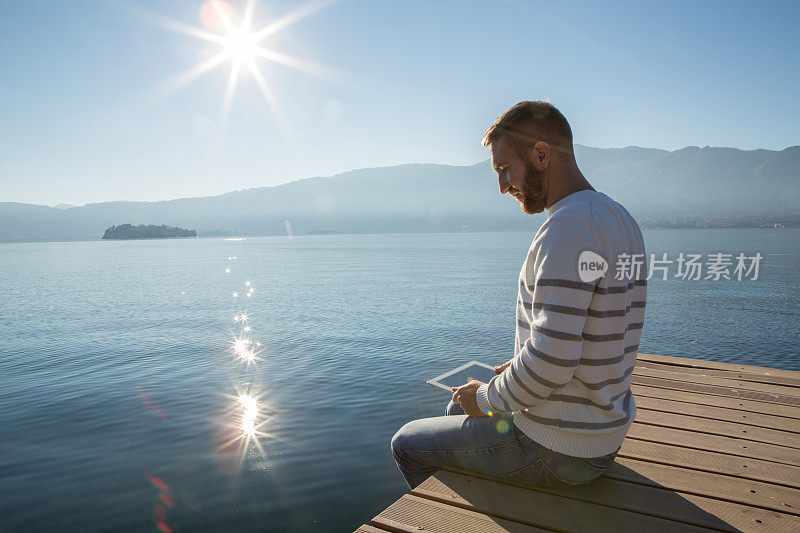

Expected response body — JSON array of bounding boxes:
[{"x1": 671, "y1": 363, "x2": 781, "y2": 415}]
[{"x1": 531, "y1": 141, "x2": 551, "y2": 169}]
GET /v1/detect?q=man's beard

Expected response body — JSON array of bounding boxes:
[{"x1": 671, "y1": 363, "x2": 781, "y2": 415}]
[{"x1": 516, "y1": 161, "x2": 548, "y2": 214}]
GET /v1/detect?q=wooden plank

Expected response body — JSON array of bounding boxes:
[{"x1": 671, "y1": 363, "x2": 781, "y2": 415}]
[
  {"x1": 636, "y1": 360, "x2": 800, "y2": 389},
  {"x1": 632, "y1": 374, "x2": 800, "y2": 407},
  {"x1": 634, "y1": 366, "x2": 800, "y2": 400},
  {"x1": 430, "y1": 468, "x2": 799, "y2": 533},
  {"x1": 636, "y1": 353, "x2": 800, "y2": 380},
  {"x1": 609, "y1": 456, "x2": 800, "y2": 516},
  {"x1": 632, "y1": 383, "x2": 800, "y2": 419},
  {"x1": 634, "y1": 394, "x2": 800, "y2": 434},
  {"x1": 619, "y1": 438, "x2": 800, "y2": 488},
  {"x1": 414, "y1": 470, "x2": 714, "y2": 532},
  {"x1": 355, "y1": 525, "x2": 390, "y2": 533},
  {"x1": 634, "y1": 408, "x2": 800, "y2": 448},
  {"x1": 371, "y1": 494, "x2": 548, "y2": 533},
  {"x1": 628, "y1": 420, "x2": 800, "y2": 461}
]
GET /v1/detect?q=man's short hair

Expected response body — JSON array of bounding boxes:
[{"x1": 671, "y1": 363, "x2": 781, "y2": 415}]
[{"x1": 482, "y1": 101, "x2": 574, "y2": 156}]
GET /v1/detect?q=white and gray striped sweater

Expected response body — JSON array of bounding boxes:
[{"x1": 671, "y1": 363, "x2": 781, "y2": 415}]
[{"x1": 476, "y1": 189, "x2": 647, "y2": 458}]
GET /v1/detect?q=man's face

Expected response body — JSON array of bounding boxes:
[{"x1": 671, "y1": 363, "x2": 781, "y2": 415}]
[{"x1": 490, "y1": 137, "x2": 548, "y2": 214}]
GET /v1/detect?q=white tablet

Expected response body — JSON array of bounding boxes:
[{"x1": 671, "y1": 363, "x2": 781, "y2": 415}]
[{"x1": 426, "y1": 361, "x2": 497, "y2": 392}]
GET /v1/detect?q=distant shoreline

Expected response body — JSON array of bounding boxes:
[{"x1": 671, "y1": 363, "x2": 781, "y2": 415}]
[{"x1": 1, "y1": 225, "x2": 797, "y2": 245}]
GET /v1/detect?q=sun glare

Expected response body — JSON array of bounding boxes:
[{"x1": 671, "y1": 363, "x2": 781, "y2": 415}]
[{"x1": 151, "y1": 0, "x2": 342, "y2": 130}]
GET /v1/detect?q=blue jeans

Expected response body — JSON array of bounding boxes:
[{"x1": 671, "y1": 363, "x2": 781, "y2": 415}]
[{"x1": 391, "y1": 401, "x2": 620, "y2": 489}]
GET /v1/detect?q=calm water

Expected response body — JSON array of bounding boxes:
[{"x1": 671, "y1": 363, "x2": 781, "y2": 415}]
[{"x1": 1, "y1": 229, "x2": 798, "y2": 531}]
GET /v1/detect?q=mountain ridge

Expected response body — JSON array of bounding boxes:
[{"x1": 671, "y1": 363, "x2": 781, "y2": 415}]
[{"x1": 2, "y1": 144, "x2": 798, "y2": 242}]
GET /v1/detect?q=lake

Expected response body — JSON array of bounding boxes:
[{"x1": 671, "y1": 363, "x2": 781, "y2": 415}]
[{"x1": 1, "y1": 229, "x2": 798, "y2": 531}]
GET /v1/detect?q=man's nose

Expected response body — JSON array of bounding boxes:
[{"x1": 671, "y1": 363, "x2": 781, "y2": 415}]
[{"x1": 498, "y1": 174, "x2": 511, "y2": 194}]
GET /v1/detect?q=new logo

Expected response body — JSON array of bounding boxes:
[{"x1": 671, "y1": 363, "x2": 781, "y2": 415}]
[{"x1": 578, "y1": 250, "x2": 608, "y2": 283}]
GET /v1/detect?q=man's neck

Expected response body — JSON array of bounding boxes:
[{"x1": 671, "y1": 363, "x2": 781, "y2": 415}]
[{"x1": 545, "y1": 169, "x2": 594, "y2": 210}]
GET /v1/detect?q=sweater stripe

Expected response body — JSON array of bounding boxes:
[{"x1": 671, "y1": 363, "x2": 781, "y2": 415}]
[
  {"x1": 531, "y1": 323, "x2": 584, "y2": 342},
  {"x1": 523, "y1": 341, "x2": 580, "y2": 368},
  {"x1": 550, "y1": 388, "x2": 631, "y2": 411},
  {"x1": 530, "y1": 278, "x2": 647, "y2": 295},
  {"x1": 519, "y1": 318, "x2": 645, "y2": 341},
  {"x1": 531, "y1": 302, "x2": 588, "y2": 316},
  {"x1": 574, "y1": 364, "x2": 636, "y2": 390},
  {"x1": 581, "y1": 331, "x2": 626, "y2": 342},
  {"x1": 579, "y1": 344, "x2": 639, "y2": 366},
  {"x1": 518, "y1": 349, "x2": 568, "y2": 390},
  {"x1": 535, "y1": 278, "x2": 596, "y2": 291},
  {"x1": 522, "y1": 300, "x2": 647, "y2": 318},
  {"x1": 587, "y1": 306, "x2": 637, "y2": 318}
]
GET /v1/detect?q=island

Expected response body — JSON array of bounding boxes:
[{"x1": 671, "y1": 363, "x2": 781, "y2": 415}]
[{"x1": 102, "y1": 224, "x2": 197, "y2": 240}]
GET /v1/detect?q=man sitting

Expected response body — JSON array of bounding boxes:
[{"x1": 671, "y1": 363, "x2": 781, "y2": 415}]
[{"x1": 391, "y1": 101, "x2": 647, "y2": 489}]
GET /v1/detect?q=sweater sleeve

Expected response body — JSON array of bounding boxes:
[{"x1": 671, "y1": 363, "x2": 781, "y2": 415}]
[{"x1": 477, "y1": 215, "x2": 601, "y2": 414}]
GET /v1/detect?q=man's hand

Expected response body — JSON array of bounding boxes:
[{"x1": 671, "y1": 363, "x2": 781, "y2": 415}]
[
  {"x1": 494, "y1": 360, "x2": 512, "y2": 374},
  {"x1": 451, "y1": 380, "x2": 487, "y2": 418}
]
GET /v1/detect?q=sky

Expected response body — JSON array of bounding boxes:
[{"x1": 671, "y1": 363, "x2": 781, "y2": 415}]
[{"x1": 0, "y1": 0, "x2": 797, "y2": 206}]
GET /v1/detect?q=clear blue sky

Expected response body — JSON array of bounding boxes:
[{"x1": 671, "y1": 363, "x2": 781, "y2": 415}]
[{"x1": 1, "y1": 0, "x2": 797, "y2": 206}]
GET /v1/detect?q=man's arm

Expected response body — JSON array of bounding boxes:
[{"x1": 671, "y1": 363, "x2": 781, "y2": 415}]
[{"x1": 475, "y1": 216, "x2": 600, "y2": 415}]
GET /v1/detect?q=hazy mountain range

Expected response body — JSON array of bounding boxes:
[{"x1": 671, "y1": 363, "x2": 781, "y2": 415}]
[{"x1": 1, "y1": 144, "x2": 798, "y2": 242}]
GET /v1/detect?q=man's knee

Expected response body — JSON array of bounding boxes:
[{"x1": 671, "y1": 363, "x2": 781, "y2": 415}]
[{"x1": 390, "y1": 422, "x2": 415, "y2": 461}]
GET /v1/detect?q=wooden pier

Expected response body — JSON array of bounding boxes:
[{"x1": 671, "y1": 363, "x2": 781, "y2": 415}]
[{"x1": 357, "y1": 353, "x2": 800, "y2": 532}]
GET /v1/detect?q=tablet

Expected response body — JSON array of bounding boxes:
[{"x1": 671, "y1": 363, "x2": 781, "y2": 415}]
[{"x1": 426, "y1": 361, "x2": 497, "y2": 392}]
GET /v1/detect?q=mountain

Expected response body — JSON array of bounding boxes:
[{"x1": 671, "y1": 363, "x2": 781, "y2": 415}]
[{"x1": 1, "y1": 145, "x2": 798, "y2": 242}]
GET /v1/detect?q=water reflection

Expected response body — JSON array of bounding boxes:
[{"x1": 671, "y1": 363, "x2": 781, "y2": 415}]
[{"x1": 220, "y1": 248, "x2": 275, "y2": 469}]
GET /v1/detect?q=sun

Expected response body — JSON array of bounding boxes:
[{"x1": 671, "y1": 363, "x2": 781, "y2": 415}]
[
  {"x1": 224, "y1": 27, "x2": 259, "y2": 65},
  {"x1": 150, "y1": 0, "x2": 341, "y2": 128}
]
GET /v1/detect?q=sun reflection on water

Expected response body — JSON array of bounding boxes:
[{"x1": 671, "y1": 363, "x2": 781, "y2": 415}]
[
  {"x1": 216, "y1": 248, "x2": 278, "y2": 469},
  {"x1": 215, "y1": 386, "x2": 278, "y2": 468}
]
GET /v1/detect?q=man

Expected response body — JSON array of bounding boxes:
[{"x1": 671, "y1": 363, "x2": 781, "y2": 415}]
[{"x1": 391, "y1": 101, "x2": 647, "y2": 489}]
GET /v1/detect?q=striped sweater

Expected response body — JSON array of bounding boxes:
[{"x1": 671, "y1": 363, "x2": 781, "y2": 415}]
[{"x1": 476, "y1": 189, "x2": 647, "y2": 458}]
